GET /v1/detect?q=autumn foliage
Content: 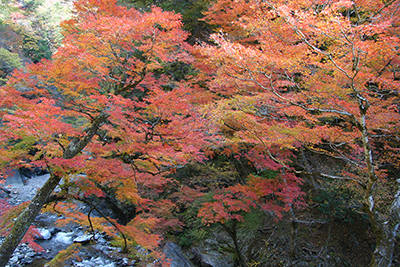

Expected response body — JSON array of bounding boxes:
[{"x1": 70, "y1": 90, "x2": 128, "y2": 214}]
[
  {"x1": 194, "y1": 0, "x2": 400, "y2": 265},
  {"x1": 0, "y1": 0, "x2": 399, "y2": 266},
  {"x1": 0, "y1": 0, "x2": 208, "y2": 259}
]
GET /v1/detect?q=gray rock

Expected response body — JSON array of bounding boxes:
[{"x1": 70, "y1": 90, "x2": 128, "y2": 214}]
[
  {"x1": 93, "y1": 257, "x2": 106, "y2": 265},
  {"x1": 73, "y1": 257, "x2": 116, "y2": 267},
  {"x1": 3, "y1": 169, "x2": 26, "y2": 187},
  {"x1": 16, "y1": 253, "x2": 24, "y2": 259},
  {"x1": 201, "y1": 253, "x2": 229, "y2": 267},
  {"x1": 21, "y1": 257, "x2": 33, "y2": 264},
  {"x1": 98, "y1": 237, "x2": 107, "y2": 244},
  {"x1": 49, "y1": 227, "x2": 60, "y2": 234},
  {"x1": 9, "y1": 255, "x2": 18, "y2": 263},
  {"x1": 54, "y1": 231, "x2": 74, "y2": 244},
  {"x1": 163, "y1": 242, "x2": 195, "y2": 267},
  {"x1": 36, "y1": 228, "x2": 52, "y2": 240},
  {"x1": 190, "y1": 243, "x2": 234, "y2": 267},
  {"x1": 73, "y1": 233, "x2": 97, "y2": 243},
  {"x1": 25, "y1": 251, "x2": 36, "y2": 258},
  {"x1": 74, "y1": 259, "x2": 96, "y2": 267}
]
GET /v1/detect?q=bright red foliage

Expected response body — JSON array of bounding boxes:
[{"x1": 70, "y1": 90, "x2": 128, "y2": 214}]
[
  {"x1": 0, "y1": 0, "x2": 208, "y2": 257},
  {"x1": 1, "y1": 0, "x2": 398, "y2": 265},
  {"x1": 195, "y1": 0, "x2": 400, "y2": 265}
]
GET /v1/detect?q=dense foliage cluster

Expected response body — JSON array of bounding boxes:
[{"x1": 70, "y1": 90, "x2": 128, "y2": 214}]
[{"x1": 0, "y1": 0, "x2": 399, "y2": 266}]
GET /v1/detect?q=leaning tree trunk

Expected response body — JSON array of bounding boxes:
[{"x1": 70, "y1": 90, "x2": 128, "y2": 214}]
[
  {"x1": 0, "y1": 113, "x2": 107, "y2": 267},
  {"x1": 0, "y1": 172, "x2": 62, "y2": 266}
]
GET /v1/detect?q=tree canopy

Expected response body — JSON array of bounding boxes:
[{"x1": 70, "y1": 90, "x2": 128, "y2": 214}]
[{"x1": 0, "y1": 0, "x2": 399, "y2": 266}]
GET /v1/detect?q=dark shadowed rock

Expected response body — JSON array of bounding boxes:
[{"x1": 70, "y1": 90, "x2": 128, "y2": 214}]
[
  {"x1": 163, "y1": 242, "x2": 195, "y2": 267},
  {"x1": 3, "y1": 169, "x2": 26, "y2": 187},
  {"x1": 190, "y1": 238, "x2": 235, "y2": 267}
]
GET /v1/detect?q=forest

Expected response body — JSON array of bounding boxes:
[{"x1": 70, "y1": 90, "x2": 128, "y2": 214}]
[{"x1": 0, "y1": 0, "x2": 399, "y2": 266}]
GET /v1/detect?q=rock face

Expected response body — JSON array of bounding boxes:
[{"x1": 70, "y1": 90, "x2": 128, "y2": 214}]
[
  {"x1": 3, "y1": 169, "x2": 27, "y2": 187},
  {"x1": 191, "y1": 247, "x2": 234, "y2": 267},
  {"x1": 163, "y1": 242, "x2": 195, "y2": 267},
  {"x1": 3, "y1": 171, "x2": 50, "y2": 205},
  {"x1": 189, "y1": 238, "x2": 235, "y2": 267}
]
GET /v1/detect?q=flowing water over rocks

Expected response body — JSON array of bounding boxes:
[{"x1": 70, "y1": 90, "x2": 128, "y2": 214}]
[
  {"x1": 1, "y1": 172, "x2": 214, "y2": 267},
  {"x1": 0, "y1": 172, "x2": 135, "y2": 267}
]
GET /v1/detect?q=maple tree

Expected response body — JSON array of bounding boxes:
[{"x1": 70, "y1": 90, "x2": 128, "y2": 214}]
[
  {"x1": 194, "y1": 0, "x2": 400, "y2": 266},
  {"x1": 0, "y1": 0, "x2": 399, "y2": 265},
  {"x1": 118, "y1": 0, "x2": 212, "y2": 43},
  {"x1": 194, "y1": 155, "x2": 303, "y2": 266},
  {"x1": 0, "y1": 0, "x2": 208, "y2": 265}
]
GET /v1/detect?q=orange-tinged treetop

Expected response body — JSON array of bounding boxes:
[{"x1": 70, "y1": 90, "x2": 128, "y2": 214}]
[
  {"x1": 0, "y1": 0, "x2": 208, "y2": 254},
  {"x1": 194, "y1": 0, "x2": 400, "y2": 236},
  {"x1": 198, "y1": 0, "x2": 399, "y2": 148}
]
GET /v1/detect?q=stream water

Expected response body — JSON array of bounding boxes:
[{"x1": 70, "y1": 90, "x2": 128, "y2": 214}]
[
  {"x1": 1, "y1": 171, "x2": 134, "y2": 267},
  {"x1": 1, "y1": 171, "x2": 197, "y2": 267}
]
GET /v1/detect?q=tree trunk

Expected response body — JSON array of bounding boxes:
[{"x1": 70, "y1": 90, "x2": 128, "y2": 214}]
[
  {"x1": 355, "y1": 104, "x2": 400, "y2": 266},
  {"x1": 370, "y1": 179, "x2": 400, "y2": 267},
  {"x1": 0, "y1": 112, "x2": 108, "y2": 267},
  {"x1": 0, "y1": 172, "x2": 62, "y2": 266},
  {"x1": 223, "y1": 222, "x2": 247, "y2": 267}
]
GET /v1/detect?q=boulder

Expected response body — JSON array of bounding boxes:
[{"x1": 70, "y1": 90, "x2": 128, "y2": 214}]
[
  {"x1": 73, "y1": 232, "x2": 101, "y2": 243},
  {"x1": 191, "y1": 247, "x2": 234, "y2": 267},
  {"x1": 36, "y1": 228, "x2": 51, "y2": 240},
  {"x1": 163, "y1": 242, "x2": 195, "y2": 267},
  {"x1": 53, "y1": 232, "x2": 74, "y2": 245},
  {"x1": 189, "y1": 237, "x2": 235, "y2": 267}
]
